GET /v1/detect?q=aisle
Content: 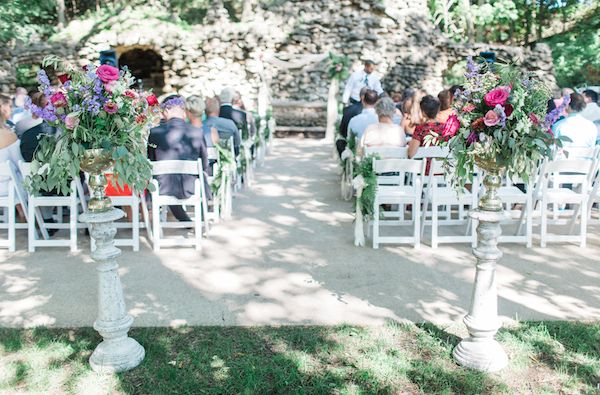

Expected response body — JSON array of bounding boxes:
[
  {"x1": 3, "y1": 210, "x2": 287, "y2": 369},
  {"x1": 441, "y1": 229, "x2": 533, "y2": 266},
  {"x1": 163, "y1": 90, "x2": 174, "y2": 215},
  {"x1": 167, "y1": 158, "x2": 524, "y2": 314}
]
[{"x1": 2, "y1": 138, "x2": 600, "y2": 327}]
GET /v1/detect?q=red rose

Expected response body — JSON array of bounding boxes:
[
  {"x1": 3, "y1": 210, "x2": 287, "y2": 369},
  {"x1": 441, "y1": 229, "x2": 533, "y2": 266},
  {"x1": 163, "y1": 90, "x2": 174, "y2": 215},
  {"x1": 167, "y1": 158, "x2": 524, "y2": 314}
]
[
  {"x1": 484, "y1": 86, "x2": 510, "y2": 107},
  {"x1": 504, "y1": 104, "x2": 514, "y2": 117},
  {"x1": 146, "y1": 94, "x2": 159, "y2": 106},
  {"x1": 442, "y1": 114, "x2": 460, "y2": 138},
  {"x1": 96, "y1": 64, "x2": 120, "y2": 83},
  {"x1": 471, "y1": 117, "x2": 485, "y2": 131},
  {"x1": 57, "y1": 74, "x2": 70, "y2": 84},
  {"x1": 50, "y1": 92, "x2": 67, "y2": 108}
]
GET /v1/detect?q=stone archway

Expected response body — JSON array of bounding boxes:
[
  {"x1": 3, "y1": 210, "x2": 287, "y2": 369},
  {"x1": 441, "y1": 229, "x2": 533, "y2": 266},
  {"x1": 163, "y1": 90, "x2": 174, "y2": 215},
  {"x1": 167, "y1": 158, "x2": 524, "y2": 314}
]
[{"x1": 118, "y1": 47, "x2": 165, "y2": 94}]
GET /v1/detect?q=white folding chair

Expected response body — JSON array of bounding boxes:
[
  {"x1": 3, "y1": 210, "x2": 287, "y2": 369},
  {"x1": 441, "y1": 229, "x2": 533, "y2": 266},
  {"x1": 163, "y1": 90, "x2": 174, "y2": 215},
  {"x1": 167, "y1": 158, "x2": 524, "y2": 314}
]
[
  {"x1": 150, "y1": 159, "x2": 203, "y2": 252},
  {"x1": 499, "y1": 172, "x2": 536, "y2": 248},
  {"x1": 206, "y1": 146, "x2": 221, "y2": 224},
  {"x1": 363, "y1": 147, "x2": 408, "y2": 159},
  {"x1": 19, "y1": 161, "x2": 81, "y2": 252},
  {"x1": 372, "y1": 158, "x2": 426, "y2": 249},
  {"x1": 538, "y1": 158, "x2": 593, "y2": 247},
  {"x1": 420, "y1": 158, "x2": 478, "y2": 248},
  {"x1": 0, "y1": 161, "x2": 18, "y2": 251},
  {"x1": 241, "y1": 138, "x2": 254, "y2": 188}
]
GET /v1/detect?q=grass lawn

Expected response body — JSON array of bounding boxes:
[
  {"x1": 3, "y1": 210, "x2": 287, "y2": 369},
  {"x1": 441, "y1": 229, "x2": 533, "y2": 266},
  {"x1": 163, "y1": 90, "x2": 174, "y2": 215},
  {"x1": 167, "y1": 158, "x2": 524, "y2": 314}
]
[{"x1": 0, "y1": 321, "x2": 599, "y2": 394}]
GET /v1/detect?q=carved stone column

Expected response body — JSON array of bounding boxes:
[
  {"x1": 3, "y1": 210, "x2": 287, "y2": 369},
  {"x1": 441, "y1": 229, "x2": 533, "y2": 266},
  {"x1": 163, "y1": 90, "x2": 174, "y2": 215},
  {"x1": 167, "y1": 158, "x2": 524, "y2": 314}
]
[
  {"x1": 80, "y1": 208, "x2": 145, "y2": 373},
  {"x1": 452, "y1": 209, "x2": 509, "y2": 372}
]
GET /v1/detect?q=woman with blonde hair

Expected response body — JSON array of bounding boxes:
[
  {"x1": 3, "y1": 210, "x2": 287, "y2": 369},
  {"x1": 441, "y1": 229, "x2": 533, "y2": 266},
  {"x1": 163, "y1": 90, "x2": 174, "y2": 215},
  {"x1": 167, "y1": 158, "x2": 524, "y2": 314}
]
[
  {"x1": 401, "y1": 89, "x2": 425, "y2": 136},
  {"x1": 0, "y1": 94, "x2": 23, "y2": 197}
]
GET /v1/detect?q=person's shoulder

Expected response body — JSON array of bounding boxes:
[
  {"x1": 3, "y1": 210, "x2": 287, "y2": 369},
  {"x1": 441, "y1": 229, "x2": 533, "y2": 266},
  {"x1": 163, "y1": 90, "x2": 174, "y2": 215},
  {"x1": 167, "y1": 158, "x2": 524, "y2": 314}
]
[{"x1": 0, "y1": 128, "x2": 18, "y2": 148}]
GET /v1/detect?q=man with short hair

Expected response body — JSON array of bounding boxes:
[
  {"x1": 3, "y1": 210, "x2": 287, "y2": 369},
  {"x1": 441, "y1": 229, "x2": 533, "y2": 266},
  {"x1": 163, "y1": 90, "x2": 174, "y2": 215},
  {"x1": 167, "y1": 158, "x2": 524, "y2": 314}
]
[
  {"x1": 552, "y1": 93, "x2": 597, "y2": 148},
  {"x1": 342, "y1": 60, "x2": 384, "y2": 105},
  {"x1": 218, "y1": 87, "x2": 248, "y2": 135},
  {"x1": 205, "y1": 97, "x2": 241, "y2": 155},
  {"x1": 336, "y1": 87, "x2": 368, "y2": 157},
  {"x1": 348, "y1": 89, "x2": 379, "y2": 140},
  {"x1": 149, "y1": 95, "x2": 209, "y2": 222},
  {"x1": 580, "y1": 89, "x2": 600, "y2": 143}
]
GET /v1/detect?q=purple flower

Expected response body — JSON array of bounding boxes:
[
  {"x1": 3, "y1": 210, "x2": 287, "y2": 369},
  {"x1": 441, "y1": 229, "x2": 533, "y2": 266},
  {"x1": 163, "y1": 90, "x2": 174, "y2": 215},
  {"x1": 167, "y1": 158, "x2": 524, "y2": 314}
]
[
  {"x1": 161, "y1": 96, "x2": 185, "y2": 110},
  {"x1": 25, "y1": 96, "x2": 58, "y2": 123},
  {"x1": 494, "y1": 104, "x2": 507, "y2": 128},
  {"x1": 37, "y1": 70, "x2": 50, "y2": 86},
  {"x1": 467, "y1": 132, "x2": 477, "y2": 145},
  {"x1": 464, "y1": 57, "x2": 480, "y2": 79},
  {"x1": 543, "y1": 94, "x2": 570, "y2": 129}
]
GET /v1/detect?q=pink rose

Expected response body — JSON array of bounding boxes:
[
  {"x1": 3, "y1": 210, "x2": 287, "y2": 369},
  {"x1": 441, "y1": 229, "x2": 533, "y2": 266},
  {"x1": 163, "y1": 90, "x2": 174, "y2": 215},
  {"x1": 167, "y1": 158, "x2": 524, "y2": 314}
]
[
  {"x1": 462, "y1": 104, "x2": 476, "y2": 113},
  {"x1": 484, "y1": 86, "x2": 510, "y2": 107},
  {"x1": 483, "y1": 110, "x2": 500, "y2": 127},
  {"x1": 103, "y1": 101, "x2": 118, "y2": 114},
  {"x1": 124, "y1": 90, "x2": 137, "y2": 99},
  {"x1": 50, "y1": 92, "x2": 67, "y2": 108},
  {"x1": 442, "y1": 114, "x2": 460, "y2": 138},
  {"x1": 65, "y1": 113, "x2": 79, "y2": 129},
  {"x1": 96, "y1": 64, "x2": 120, "y2": 83},
  {"x1": 104, "y1": 81, "x2": 117, "y2": 93},
  {"x1": 529, "y1": 113, "x2": 540, "y2": 125}
]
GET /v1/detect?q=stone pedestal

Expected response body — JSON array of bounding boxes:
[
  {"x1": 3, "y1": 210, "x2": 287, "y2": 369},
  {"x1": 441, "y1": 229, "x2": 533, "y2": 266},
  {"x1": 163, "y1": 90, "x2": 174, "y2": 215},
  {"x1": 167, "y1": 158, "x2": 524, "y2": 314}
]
[
  {"x1": 453, "y1": 209, "x2": 509, "y2": 372},
  {"x1": 80, "y1": 208, "x2": 145, "y2": 373}
]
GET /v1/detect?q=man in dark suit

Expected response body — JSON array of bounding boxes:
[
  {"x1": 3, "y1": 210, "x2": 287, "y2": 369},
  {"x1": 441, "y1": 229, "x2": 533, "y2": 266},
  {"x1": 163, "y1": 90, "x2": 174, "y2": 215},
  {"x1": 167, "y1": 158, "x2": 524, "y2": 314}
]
[
  {"x1": 218, "y1": 87, "x2": 248, "y2": 138},
  {"x1": 148, "y1": 95, "x2": 209, "y2": 222},
  {"x1": 336, "y1": 87, "x2": 368, "y2": 157}
]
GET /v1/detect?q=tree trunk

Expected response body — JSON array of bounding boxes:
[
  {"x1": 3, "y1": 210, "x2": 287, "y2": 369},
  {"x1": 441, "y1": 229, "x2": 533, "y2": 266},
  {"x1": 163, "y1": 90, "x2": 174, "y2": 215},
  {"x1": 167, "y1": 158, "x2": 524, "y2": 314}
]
[
  {"x1": 325, "y1": 79, "x2": 339, "y2": 143},
  {"x1": 525, "y1": 0, "x2": 532, "y2": 45},
  {"x1": 536, "y1": 0, "x2": 545, "y2": 40},
  {"x1": 476, "y1": 0, "x2": 484, "y2": 42},
  {"x1": 463, "y1": 0, "x2": 474, "y2": 43},
  {"x1": 56, "y1": 0, "x2": 66, "y2": 29}
]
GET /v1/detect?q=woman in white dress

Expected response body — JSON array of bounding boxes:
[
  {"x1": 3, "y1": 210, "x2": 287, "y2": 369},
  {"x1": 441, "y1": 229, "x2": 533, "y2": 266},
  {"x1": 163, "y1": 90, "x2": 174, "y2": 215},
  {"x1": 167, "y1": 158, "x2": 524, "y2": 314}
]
[
  {"x1": 358, "y1": 97, "x2": 407, "y2": 156},
  {"x1": 0, "y1": 94, "x2": 23, "y2": 197}
]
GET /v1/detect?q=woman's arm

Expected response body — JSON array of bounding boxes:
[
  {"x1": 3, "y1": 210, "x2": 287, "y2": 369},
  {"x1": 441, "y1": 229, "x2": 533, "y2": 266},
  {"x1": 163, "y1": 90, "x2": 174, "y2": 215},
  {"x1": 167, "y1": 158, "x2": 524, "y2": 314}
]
[{"x1": 407, "y1": 138, "x2": 421, "y2": 158}]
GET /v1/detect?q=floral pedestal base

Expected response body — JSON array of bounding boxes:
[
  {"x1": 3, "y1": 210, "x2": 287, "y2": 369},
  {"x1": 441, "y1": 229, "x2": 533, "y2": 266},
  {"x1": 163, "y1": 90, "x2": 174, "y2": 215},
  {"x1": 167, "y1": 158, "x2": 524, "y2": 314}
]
[
  {"x1": 80, "y1": 208, "x2": 144, "y2": 373},
  {"x1": 453, "y1": 209, "x2": 509, "y2": 372}
]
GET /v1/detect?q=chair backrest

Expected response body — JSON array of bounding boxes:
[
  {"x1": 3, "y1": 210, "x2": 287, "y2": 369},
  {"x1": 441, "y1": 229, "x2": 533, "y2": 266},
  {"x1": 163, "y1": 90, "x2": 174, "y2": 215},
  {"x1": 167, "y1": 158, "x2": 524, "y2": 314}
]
[
  {"x1": 151, "y1": 160, "x2": 201, "y2": 176},
  {"x1": 373, "y1": 158, "x2": 424, "y2": 177},
  {"x1": 543, "y1": 158, "x2": 593, "y2": 176},
  {"x1": 563, "y1": 147, "x2": 596, "y2": 160},
  {"x1": 18, "y1": 161, "x2": 31, "y2": 176},
  {"x1": 207, "y1": 147, "x2": 219, "y2": 161},
  {"x1": 364, "y1": 147, "x2": 408, "y2": 159},
  {"x1": 412, "y1": 146, "x2": 449, "y2": 159}
]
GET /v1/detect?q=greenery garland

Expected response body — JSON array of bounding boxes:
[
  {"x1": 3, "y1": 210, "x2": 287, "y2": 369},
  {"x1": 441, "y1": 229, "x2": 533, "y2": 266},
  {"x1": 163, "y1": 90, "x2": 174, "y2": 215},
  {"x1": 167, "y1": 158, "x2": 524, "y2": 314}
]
[
  {"x1": 327, "y1": 52, "x2": 350, "y2": 81},
  {"x1": 353, "y1": 154, "x2": 379, "y2": 219},
  {"x1": 210, "y1": 142, "x2": 235, "y2": 198}
]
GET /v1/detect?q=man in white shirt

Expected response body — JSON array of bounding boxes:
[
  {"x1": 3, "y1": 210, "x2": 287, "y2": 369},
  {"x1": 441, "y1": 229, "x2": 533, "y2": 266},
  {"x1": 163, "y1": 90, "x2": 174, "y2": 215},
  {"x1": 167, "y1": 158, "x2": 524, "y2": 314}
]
[
  {"x1": 552, "y1": 93, "x2": 597, "y2": 148},
  {"x1": 342, "y1": 60, "x2": 384, "y2": 105},
  {"x1": 580, "y1": 89, "x2": 600, "y2": 143},
  {"x1": 348, "y1": 89, "x2": 379, "y2": 140}
]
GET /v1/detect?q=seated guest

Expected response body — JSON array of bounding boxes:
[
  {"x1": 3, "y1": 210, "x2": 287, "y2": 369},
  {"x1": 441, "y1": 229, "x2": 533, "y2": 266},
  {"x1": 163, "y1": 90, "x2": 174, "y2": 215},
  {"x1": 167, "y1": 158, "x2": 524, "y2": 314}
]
[
  {"x1": 552, "y1": 93, "x2": 597, "y2": 148},
  {"x1": 336, "y1": 87, "x2": 368, "y2": 157},
  {"x1": 205, "y1": 97, "x2": 240, "y2": 155},
  {"x1": 233, "y1": 92, "x2": 257, "y2": 138},
  {"x1": 580, "y1": 89, "x2": 600, "y2": 141},
  {"x1": 408, "y1": 95, "x2": 445, "y2": 158},
  {"x1": 148, "y1": 95, "x2": 211, "y2": 222},
  {"x1": 11, "y1": 87, "x2": 30, "y2": 128},
  {"x1": 401, "y1": 89, "x2": 425, "y2": 136},
  {"x1": 219, "y1": 87, "x2": 248, "y2": 135},
  {"x1": 18, "y1": 93, "x2": 55, "y2": 162},
  {"x1": 358, "y1": 97, "x2": 407, "y2": 156},
  {"x1": 185, "y1": 95, "x2": 214, "y2": 178},
  {"x1": 348, "y1": 89, "x2": 379, "y2": 141},
  {"x1": 436, "y1": 89, "x2": 455, "y2": 124},
  {"x1": 0, "y1": 94, "x2": 23, "y2": 197}
]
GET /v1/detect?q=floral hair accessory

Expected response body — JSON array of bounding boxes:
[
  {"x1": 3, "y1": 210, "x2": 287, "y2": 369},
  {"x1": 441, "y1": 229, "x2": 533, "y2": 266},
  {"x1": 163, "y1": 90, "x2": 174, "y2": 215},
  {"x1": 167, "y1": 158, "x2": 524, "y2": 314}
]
[{"x1": 160, "y1": 96, "x2": 185, "y2": 110}]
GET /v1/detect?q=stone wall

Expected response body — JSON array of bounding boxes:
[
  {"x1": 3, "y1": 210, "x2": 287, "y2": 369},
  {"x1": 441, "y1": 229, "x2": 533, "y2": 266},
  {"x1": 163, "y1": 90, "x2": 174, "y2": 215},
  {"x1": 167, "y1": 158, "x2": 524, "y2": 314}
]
[{"x1": 0, "y1": 0, "x2": 556, "y2": 129}]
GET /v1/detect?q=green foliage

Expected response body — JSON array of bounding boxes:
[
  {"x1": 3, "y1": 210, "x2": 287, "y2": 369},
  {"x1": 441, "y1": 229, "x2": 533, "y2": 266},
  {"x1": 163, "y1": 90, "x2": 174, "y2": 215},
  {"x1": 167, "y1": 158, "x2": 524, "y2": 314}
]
[
  {"x1": 0, "y1": 0, "x2": 56, "y2": 43},
  {"x1": 327, "y1": 52, "x2": 350, "y2": 81},
  {"x1": 544, "y1": 8, "x2": 600, "y2": 87},
  {"x1": 210, "y1": 143, "x2": 235, "y2": 197},
  {"x1": 354, "y1": 155, "x2": 378, "y2": 219}
]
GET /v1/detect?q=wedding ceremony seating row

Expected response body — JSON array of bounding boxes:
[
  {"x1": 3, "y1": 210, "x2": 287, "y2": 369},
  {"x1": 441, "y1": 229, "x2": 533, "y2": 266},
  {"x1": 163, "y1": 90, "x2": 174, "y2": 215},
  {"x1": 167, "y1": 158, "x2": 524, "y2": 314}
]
[
  {"x1": 0, "y1": 119, "x2": 274, "y2": 252},
  {"x1": 351, "y1": 145, "x2": 600, "y2": 249}
]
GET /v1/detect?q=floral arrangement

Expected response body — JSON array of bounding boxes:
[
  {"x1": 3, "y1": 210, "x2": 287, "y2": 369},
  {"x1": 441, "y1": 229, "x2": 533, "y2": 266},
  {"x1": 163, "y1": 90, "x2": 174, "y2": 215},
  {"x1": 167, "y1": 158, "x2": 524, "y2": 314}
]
[
  {"x1": 440, "y1": 58, "x2": 562, "y2": 187},
  {"x1": 25, "y1": 55, "x2": 159, "y2": 195},
  {"x1": 327, "y1": 52, "x2": 350, "y2": 81}
]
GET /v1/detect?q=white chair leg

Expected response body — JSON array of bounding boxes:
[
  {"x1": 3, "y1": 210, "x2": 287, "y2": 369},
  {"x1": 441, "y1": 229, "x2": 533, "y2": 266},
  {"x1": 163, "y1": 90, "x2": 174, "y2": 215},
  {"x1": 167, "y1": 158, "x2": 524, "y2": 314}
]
[
  {"x1": 8, "y1": 199, "x2": 15, "y2": 253},
  {"x1": 431, "y1": 203, "x2": 438, "y2": 249},
  {"x1": 132, "y1": 202, "x2": 140, "y2": 252},
  {"x1": 195, "y1": 202, "x2": 202, "y2": 251},
  {"x1": 526, "y1": 200, "x2": 533, "y2": 248},
  {"x1": 414, "y1": 198, "x2": 421, "y2": 249},
  {"x1": 152, "y1": 201, "x2": 160, "y2": 252},
  {"x1": 28, "y1": 201, "x2": 35, "y2": 253},
  {"x1": 70, "y1": 199, "x2": 77, "y2": 252},
  {"x1": 373, "y1": 202, "x2": 379, "y2": 249},
  {"x1": 541, "y1": 201, "x2": 547, "y2": 248},
  {"x1": 580, "y1": 200, "x2": 587, "y2": 248}
]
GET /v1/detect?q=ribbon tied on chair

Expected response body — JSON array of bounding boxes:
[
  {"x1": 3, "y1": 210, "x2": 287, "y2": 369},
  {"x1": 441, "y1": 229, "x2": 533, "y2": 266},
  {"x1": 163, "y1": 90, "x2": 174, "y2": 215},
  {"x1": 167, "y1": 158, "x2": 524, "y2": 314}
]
[{"x1": 352, "y1": 174, "x2": 366, "y2": 247}]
